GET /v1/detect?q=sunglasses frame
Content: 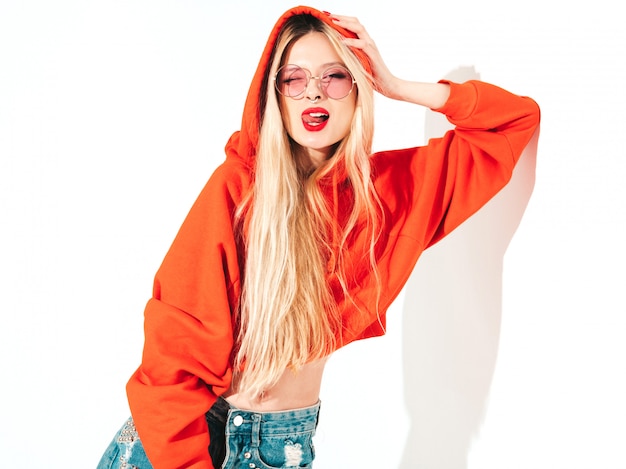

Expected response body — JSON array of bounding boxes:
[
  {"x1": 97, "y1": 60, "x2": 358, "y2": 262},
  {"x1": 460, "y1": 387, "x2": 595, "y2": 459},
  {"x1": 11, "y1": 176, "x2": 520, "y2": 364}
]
[{"x1": 273, "y1": 64, "x2": 356, "y2": 100}]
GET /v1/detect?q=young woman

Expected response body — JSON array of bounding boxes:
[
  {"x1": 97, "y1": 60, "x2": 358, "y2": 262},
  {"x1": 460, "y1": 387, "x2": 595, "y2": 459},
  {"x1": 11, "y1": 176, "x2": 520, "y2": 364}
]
[{"x1": 97, "y1": 6, "x2": 540, "y2": 469}]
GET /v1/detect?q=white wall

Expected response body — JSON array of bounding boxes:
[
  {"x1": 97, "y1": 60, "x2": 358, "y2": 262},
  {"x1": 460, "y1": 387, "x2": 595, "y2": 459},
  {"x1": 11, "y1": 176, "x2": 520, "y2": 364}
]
[{"x1": 1, "y1": 1, "x2": 624, "y2": 468}]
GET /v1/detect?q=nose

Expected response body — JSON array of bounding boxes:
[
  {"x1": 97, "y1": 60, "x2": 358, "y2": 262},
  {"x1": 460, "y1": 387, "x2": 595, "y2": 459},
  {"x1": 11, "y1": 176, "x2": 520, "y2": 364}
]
[{"x1": 305, "y1": 75, "x2": 323, "y2": 102}]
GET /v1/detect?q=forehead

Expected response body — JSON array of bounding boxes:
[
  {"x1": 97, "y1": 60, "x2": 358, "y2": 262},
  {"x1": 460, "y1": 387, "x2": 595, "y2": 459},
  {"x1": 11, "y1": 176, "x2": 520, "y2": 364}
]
[{"x1": 285, "y1": 32, "x2": 343, "y2": 69}]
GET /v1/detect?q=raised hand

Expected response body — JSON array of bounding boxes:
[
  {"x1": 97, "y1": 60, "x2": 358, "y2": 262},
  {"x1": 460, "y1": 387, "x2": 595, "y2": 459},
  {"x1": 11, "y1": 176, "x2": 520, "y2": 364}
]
[{"x1": 329, "y1": 13, "x2": 450, "y2": 109}]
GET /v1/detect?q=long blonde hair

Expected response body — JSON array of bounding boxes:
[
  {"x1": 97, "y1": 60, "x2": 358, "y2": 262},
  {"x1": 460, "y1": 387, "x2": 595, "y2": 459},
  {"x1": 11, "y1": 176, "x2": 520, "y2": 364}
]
[{"x1": 233, "y1": 14, "x2": 381, "y2": 398}]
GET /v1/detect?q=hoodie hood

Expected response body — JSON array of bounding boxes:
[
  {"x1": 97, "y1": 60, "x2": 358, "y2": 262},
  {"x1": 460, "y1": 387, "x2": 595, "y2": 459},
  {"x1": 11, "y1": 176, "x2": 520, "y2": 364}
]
[{"x1": 224, "y1": 5, "x2": 373, "y2": 170}]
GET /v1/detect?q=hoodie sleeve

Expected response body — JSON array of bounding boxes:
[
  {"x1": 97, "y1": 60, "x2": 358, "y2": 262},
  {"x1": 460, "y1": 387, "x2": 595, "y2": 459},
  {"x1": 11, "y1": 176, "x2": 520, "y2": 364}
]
[
  {"x1": 373, "y1": 80, "x2": 540, "y2": 249},
  {"x1": 125, "y1": 161, "x2": 249, "y2": 469}
]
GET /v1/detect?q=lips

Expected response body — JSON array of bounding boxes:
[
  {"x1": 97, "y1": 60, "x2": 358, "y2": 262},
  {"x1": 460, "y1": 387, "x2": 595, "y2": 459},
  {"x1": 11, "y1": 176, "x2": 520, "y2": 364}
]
[{"x1": 301, "y1": 107, "x2": 329, "y2": 132}]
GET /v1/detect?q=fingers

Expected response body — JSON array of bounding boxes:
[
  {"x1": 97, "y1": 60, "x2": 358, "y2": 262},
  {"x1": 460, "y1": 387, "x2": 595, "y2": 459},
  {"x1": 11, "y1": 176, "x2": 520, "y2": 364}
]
[{"x1": 326, "y1": 14, "x2": 371, "y2": 41}]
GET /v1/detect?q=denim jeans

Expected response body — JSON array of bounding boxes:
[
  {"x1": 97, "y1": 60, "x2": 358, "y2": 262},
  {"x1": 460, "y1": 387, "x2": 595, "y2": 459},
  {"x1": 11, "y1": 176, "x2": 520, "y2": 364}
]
[{"x1": 97, "y1": 397, "x2": 320, "y2": 468}]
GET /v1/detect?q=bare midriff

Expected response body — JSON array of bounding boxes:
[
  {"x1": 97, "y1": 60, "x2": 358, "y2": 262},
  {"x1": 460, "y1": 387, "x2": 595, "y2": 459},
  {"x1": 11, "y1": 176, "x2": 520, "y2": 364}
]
[{"x1": 222, "y1": 357, "x2": 328, "y2": 412}]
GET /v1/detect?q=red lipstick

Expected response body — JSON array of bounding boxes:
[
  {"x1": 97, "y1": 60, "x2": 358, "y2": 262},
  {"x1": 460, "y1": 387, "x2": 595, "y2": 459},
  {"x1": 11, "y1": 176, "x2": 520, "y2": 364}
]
[{"x1": 301, "y1": 107, "x2": 329, "y2": 132}]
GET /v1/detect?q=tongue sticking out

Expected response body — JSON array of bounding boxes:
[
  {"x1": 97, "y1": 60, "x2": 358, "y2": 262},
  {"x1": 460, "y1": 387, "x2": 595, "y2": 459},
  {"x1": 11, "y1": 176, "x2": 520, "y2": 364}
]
[{"x1": 303, "y1": 111, "x2": 329, "y2": 125}]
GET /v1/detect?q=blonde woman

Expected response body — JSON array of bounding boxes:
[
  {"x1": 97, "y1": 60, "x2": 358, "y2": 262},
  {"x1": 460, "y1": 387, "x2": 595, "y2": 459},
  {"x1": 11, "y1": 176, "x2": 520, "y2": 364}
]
[{"x1": 97, "y1": 6, "x2": 540, "y2": 469}]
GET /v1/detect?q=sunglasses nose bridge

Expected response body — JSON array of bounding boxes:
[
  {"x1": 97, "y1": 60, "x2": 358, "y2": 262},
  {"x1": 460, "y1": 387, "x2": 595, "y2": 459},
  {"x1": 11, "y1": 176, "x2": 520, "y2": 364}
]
[{"x1": 303, "y1": 73, "x2": 324, "y2": 98}]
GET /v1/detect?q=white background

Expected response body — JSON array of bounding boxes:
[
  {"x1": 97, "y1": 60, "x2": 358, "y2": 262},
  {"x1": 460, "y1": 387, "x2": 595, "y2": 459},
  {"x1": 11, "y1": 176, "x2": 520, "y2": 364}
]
[{"x1": 1, "y1": 1, "x2": 624, "y2": 468}]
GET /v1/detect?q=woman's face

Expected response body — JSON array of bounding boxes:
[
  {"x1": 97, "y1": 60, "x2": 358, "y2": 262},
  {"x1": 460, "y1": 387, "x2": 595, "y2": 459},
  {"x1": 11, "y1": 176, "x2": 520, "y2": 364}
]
[{"x1": 278, "y1": 32, "x2": 357, "y2": 169}]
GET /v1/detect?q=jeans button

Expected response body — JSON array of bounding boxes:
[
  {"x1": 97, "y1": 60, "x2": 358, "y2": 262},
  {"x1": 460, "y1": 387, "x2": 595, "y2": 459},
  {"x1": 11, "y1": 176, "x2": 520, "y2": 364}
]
[
  {"x1": 233, "y1": 415, "x2": 244, "y2": 427},
  {"x1": 244, "y1": 452, "x2": 251, "y2": 459}
]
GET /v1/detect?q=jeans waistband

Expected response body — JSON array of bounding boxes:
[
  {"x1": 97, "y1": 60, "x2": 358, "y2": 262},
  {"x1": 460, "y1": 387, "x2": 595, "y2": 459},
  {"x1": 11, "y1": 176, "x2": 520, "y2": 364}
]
[{"x1": 208, "y1": 396, "x2": 321, "y2": 435}]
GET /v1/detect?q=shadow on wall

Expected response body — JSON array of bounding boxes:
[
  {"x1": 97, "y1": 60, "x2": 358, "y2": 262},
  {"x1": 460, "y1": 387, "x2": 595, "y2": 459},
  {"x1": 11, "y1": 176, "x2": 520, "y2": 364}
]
[{"x1": 399, "y1": 66, "x2": 539, "y2": 469}]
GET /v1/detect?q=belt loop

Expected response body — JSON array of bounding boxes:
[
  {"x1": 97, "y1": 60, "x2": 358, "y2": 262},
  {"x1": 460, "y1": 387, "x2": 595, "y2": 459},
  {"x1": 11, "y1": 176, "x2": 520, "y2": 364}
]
[{"x1": 251, "y1": 413, "x2": 261, "y2": 447}]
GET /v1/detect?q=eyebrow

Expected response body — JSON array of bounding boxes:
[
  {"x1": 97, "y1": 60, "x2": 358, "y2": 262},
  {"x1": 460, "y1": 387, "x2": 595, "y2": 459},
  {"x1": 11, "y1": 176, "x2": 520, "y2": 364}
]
[
  {"x1": 320, "y1": 61, "x2": 345, "y2": 68},
  {"x1": 285, "y1": 61, "x2": 347, "y2": 70}
]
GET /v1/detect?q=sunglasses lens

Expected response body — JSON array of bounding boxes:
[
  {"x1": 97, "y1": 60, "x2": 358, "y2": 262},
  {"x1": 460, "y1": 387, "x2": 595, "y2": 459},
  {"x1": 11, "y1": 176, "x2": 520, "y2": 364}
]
[
  {"x1": 276, "y1": 66, "x2": 308, "y2": 97},
  {"x1": 320, "y1": 67, "x2": 354, "y2": 99},
  {"x1": 275, "y1": 65, "x2": 355, "y2": 99}
]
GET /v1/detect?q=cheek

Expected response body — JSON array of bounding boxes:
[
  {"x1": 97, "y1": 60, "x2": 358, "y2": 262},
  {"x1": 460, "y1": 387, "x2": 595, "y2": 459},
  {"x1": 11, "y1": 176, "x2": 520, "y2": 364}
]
[{"x1": 337, "y1": 106, "x2": 356, "y2": 135}]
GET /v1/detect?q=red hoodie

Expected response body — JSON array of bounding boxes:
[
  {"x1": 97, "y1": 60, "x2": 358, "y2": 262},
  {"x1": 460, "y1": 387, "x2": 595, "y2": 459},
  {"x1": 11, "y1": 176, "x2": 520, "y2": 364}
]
[{"x1": 126, "y1": 5, "x2": 541, "y2": 468}]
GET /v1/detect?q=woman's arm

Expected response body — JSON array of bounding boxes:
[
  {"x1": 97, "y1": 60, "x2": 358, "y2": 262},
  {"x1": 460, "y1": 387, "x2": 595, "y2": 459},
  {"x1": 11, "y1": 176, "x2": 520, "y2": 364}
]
[
  {"x1": 333, "y1": 12, "x2": 540, "y2": 249},
  {"x1": 126, "y1": 161, "x2": 250, "y2": 469}
]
